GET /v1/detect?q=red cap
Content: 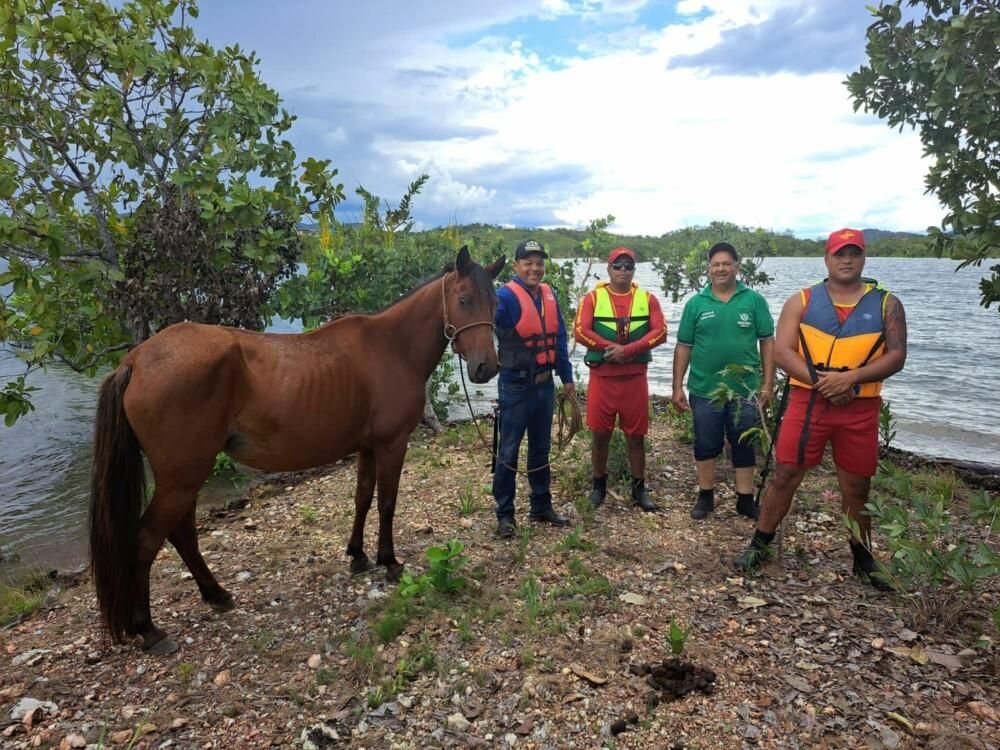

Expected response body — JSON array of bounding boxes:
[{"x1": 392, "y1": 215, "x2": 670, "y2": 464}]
[
  {"x1": 825, "y1": 228, "x2": 865, "y2": 254},
  {"x1": 608, "y1": 246, "x2": 636, "y2": 263}
]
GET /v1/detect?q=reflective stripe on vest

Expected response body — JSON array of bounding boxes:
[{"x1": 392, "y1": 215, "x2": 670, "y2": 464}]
[
  {"x1": 790, "y1": 281, "x2": 888, "y2": 398},
  {"x1": 506, "y1": 281, "x2": 558, "y2": 369},
  {"x1": 583, "y1": 285, "x2": 652, "y2": 365}
]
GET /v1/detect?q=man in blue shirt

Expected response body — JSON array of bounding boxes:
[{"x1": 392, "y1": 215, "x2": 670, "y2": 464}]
[{"x1": 493, "y1": 239, "x2": 576, "y2": 538}]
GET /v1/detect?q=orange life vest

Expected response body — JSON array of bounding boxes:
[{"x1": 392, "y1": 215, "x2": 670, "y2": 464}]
[{"x1": 504, "y1": 281, "x2": 558, "y2": 369}]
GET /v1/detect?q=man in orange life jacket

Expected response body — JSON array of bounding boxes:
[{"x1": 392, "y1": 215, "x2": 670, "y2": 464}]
[
  {"x1": 734, "y1": 228, "x2": 908, "y2": 590},
  {"x1": 575, "y1": 247, "x2": 667, "y2": 511},
  {"x1": 493, "y1": 239, "x2": 577, "y2": 539}
]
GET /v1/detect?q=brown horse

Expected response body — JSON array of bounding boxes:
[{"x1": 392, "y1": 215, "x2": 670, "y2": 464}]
[{"x1": 90, "y1": 246, "x2": 504, "y2": 654}]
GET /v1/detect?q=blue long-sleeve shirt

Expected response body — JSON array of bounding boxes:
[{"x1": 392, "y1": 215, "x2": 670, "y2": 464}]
[{"x1": 495, "y1": 277, "x2": 574, "y2": 385}]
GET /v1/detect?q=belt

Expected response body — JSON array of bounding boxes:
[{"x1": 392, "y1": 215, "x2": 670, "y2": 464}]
[{"x1": 501, "y1": 369, "x2": 553, "y2": 385}]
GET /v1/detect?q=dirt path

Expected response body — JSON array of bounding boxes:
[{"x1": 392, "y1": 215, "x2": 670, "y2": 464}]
[{"x1": 1, "y1": 416, "x2": 997, "y2": 749}]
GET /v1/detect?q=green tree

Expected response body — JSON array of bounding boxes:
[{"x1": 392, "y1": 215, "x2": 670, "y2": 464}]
[
  {"x1": 847, "y1": 0, "x2": 1000, "y2": 312},
  {"x1": 0, "y1": 0, "x2": 344, "y2": 425},
  {"x1": 652, "y1": 221, "x2": 773, "y2": 302}
]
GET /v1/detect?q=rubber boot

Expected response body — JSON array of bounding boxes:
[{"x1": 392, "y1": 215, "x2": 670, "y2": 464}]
[
  {"x1": 734, "y1": 529, "x2": 775, "y2": 572},
  {"x1": 850, "y1": 541, "x2": 893, "y2": 591},
  {"x1": 736, "y1": 492, "x2": 759, "y2": 520},
  {"x1": 589, "y1": 475, "x2": 607, "y2": 508},
  {"x1": 690, "y1": 489, "x2": 714, "y2": 519},
  {"x1": 631, "y1": 477, "x2": 659, "y2": 512}
]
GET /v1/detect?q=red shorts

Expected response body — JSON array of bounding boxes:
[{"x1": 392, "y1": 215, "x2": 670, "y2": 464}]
[
  {"x1": 586, "y1": 373, "x2": 649, "y2": 436},
  {"x1": 775, "y1": 388, "x2": 880, "y2": 477}
]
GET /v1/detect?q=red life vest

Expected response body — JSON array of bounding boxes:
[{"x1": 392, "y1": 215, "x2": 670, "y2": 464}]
[{"x1": 505, "y1": 281, "x2": 558, "y2": 368}]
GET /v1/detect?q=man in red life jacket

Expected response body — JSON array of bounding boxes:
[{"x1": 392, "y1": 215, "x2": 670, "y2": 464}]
[
  {"x1": 575, "y1": 247, "x2": 667, "y2": 511},
  {"x1": 493, "y1": 239, "x2": 577, "y2": 539},
  {"x1": 734, "y1": 228, "x2": 908, "y2": 590}
]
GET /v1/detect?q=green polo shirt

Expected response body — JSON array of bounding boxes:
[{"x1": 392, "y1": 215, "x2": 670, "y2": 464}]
[{"x1": 676, "y1": 282, "x2": 774, "y2": 398}]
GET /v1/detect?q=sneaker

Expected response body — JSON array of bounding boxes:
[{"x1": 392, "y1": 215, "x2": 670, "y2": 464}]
[{"x1": 497, "y1": 516, "x2": 517, "y2": 539}]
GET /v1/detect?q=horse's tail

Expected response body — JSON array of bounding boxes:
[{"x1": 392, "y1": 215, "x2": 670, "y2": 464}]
[{"x1": 89, "y1": 366, "x2": 145, "y2": 643}]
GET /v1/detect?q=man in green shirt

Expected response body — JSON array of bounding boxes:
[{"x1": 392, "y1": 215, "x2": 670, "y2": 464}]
[{"x1": 671, "y1": 242, "x2": 776, "y2": 520}]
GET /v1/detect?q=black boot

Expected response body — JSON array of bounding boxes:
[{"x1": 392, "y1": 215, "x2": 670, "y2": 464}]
[
  {"x1": 736, "y1": 492, "x2": 759, "y2": 520},
  {"x1": 851, "y1": 541, "x2": 893, "y2": 591},
  {"x1": 734, "y1": 529, "x2": 775, "y2": 572},
  {"x1": 690, "y1": 489, "x2": 714, "y2": 519},
  {"x1": 589, "y1": 475, "x2": 607, "y2": 508},
  {"x1": 631, "y1": 477, "x2": 659, "y2": 512}
]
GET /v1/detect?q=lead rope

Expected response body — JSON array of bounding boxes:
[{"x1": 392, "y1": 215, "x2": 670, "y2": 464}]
[{"x1": 455, "y1": 353, "x2": 582, "y2": 475}]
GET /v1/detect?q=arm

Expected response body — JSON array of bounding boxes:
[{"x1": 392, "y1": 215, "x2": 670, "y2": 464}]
[
  {"x1": 495, "y1": 286, "x2": 518, "y2": 329},
  {"x1": 815, "y1": 294, "x2": 907, "y2": 398},
  {"x1": 554, "y1": 300, "x2": 574, "y2": 388},
  {"x1": 671, "y1": 344, "x2": 691, "y2": 411},
  {"x1": 573, "y1": 291, "x2": 616, "y2": 351},
  {"x1": 758, "y1": 337, "x2": 775, "y2": 406},
  {"x1": 773, "y1": 292, "x2": 814, "y2": 385},
  {"x1": 622, "y1": 294, "x2": 668, "y2": 360}
]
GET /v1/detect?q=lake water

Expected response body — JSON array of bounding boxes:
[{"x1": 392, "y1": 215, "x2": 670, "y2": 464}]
[{"x1": 1, "y1": 256, "x2": 998, "y2": 574}]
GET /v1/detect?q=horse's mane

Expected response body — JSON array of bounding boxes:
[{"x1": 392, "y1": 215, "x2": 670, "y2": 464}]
[{"x1": 318, "y1": 259, "x2": 496, "y2": 326}]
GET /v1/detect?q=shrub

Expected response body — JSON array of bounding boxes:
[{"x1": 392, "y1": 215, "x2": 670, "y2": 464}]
[{"x1": 857, "y1": 463, "x2": 1000, "y2": 632}]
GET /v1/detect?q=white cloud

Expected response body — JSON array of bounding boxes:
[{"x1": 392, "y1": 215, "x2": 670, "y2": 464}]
[{"x1": 192, "y1": 1, "x2": 944, "y2": 235}]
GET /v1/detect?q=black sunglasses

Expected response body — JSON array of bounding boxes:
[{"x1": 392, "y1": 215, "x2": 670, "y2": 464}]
[{"x1": 610, "y1": 261, "x2": 635, "y2": 271}]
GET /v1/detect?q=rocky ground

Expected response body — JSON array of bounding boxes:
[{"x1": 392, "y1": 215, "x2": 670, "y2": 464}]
[{"x1": 1, "y1": 410, "x2": 998, "y2": 750}]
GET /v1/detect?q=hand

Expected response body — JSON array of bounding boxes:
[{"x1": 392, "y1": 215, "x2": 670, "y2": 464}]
[
  {"x1": 671, "y1": 388, "x2": 689, "y2": 412},
  {"x1": 827, "y1": 390, "x2": 856, "y2": 407},
  {"x1": 603, "y1": 344, "x2": 628, "y2": 363},
  {"x1": 815, "y1": 370, "x2": 856, "y2": 399},
  {"x1": 759, "y1": 384, "x2": 774, "y2": 409},
  {"x1": 563, "y1": 383, "x2": 577, "y2": 400}
]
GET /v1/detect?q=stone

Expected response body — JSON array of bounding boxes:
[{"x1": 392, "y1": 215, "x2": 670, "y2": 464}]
[
  {"x1": 10, "y1": 698, "x2": 58, "y2": 722},
  {"x1": 446, "y1": 713, "x2": 470, "y2": 732}
]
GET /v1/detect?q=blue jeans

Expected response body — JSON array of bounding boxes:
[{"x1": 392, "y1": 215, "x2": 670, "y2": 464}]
[
  {"x1": 493, "y1": 378, "x2": 555, "y2": 519},
  {"x1": 690, "y1": 394, "x2": 759, "y2": 467}
]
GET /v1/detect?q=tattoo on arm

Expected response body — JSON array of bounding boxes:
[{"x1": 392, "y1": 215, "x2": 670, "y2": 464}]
[{"x1": 884, "y1": 296, "x2": 907, "y2": 354}]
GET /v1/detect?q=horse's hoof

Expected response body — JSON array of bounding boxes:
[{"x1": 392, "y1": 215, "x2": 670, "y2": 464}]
[
  {"x1": 142, "y1": 633, "x2": 179, "y2": 656},
  {"x1": 386, "y1": 563, "x2": 405, "y2": 583},
  {"x1": 350, "y1": 557, "x2": 376, "y2": 575},
  {"x1": 206, "y1": 590, "x2": 235, "y2": 613}
]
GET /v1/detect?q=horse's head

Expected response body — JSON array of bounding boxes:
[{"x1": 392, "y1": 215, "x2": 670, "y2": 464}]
[{"x1": 445, "y1": 245, "x2": 504, "y2": 383}]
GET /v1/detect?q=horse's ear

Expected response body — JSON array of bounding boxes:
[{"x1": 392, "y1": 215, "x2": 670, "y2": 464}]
[
  {"x1": 485, "y1": 255, "x2": 506, "y2": 280},
  {"x1": 455, "y1": 245, "x2": 472, "y2": 275}
]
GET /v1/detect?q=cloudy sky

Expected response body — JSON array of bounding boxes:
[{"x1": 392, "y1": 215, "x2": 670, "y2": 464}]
[{"x1": 192, "y1": 0, "x2": 941, "y2": 238}]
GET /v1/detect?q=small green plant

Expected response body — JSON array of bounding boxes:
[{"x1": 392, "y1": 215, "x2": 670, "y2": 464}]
[
  {"x1": 298, "y1": 504, "x2": 318, "y2": 524},
  {"x1": 399, "y1": 539, "x2": 468, "y2": 598},
  {"x1": 552, "y1": 557, "x2": 612, "y2": 599},
  {"x1": 0, "y1": 579, "x2": 44, "y2": 626},
  {"x1": 373, "y1": 611, "x2": 407, "y2": 643},
  {"x1": 879, "y1": 399, "x2": 897, "y2": 454},
  {"x1": 513, "y1": 525, "x2": 535, "y2": 566},
  {"x1": 555, "y1": 528, "x2": 597, "y2": 553},
  {"x1": 212, "y1": 451, "x2": 240, "y2": 480},
  {"x1": 342, "y1": 635, "x2": 377, "y2": 675},
  {"x1": 855, "y1": 464, "x2": 1000, "y2": 631},
  {"x1": 668, "y1": 405, "x2": 695, "y2": 444},
  {"x1": 177, "y1": 661, "x2": 195, "y2": 687},
  {"x1": 666, "y1": 617, "x2": 690, "y2": 656},
  {"x1": 250, "y1": 629, "x2": 277, "y2": 652},
  {"x1": 457, "y1": 482, "x2": 478, "y2": 516},
  {"x1": 519, "y1": 574, "x2": 544, "y2": 628},
  {"x1": 315, "y1": 667, "x2": 337, "y2": 686}
]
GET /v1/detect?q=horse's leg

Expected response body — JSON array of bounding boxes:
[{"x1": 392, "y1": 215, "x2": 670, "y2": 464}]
[
  {"x1": 346, "y1": 448, "x2": 377, "y2": 574},
  {"x1": 374, "y1": 437, "x2": 408, "y2": 581},
  {"x1": 129, "y1": 480, "x2": 205, "y2": 655},
  {"x1": 168, "y1": 505, "x2": 234, "y2": 612}
]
